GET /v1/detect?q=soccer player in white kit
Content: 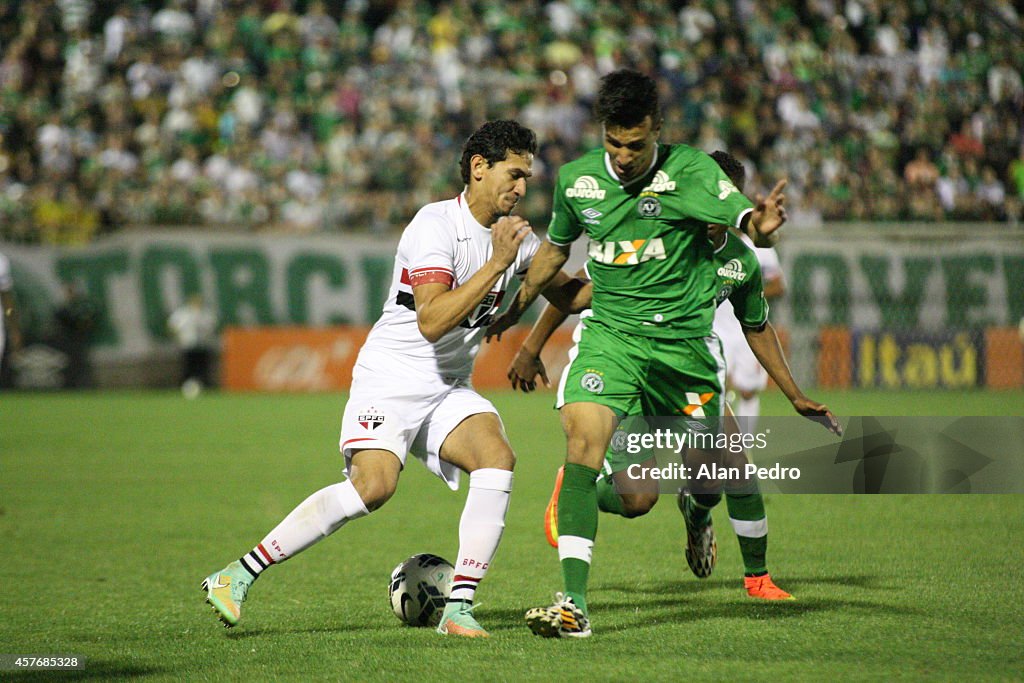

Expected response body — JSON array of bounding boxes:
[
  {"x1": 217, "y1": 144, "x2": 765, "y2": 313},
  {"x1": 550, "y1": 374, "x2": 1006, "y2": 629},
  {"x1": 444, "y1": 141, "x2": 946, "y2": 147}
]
[
  {"x1": 712, "y1": 232, "x2": 784, "y2": 432},
  {"x1": 202, "y1": 120, "x2": 582, "y2": 637}
]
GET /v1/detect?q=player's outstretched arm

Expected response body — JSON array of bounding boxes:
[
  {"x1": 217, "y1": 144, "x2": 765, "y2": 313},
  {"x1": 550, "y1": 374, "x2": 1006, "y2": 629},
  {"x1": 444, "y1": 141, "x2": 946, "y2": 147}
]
[
  {"x1": 508, "y1": 269, "x2": 592, "y2": 392},
  {"x1": 742, "y1": 321, "x2": 842, "y2": 436},
  {"x1": 507, "y1": 314, "x2": 564, "y2": 393},
  {"x1": 508, "y1": 301, "x2": 568, "y2": 393},
  {"x1": 486, "y1": 240, "x2": 570, "y2": 340},
  {"x1": 539, "y1": 271, "x2": 589, "y2": 315},
  {"x1": 415, "y1": 215, "x2": 532, "y2": 343}
]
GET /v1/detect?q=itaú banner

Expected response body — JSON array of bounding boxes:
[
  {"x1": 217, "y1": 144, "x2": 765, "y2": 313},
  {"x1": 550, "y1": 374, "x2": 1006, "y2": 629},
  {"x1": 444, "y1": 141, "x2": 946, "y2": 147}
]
[
  {"x1": 222, "y1": 325, "x2": 577, "y2": 392},
  {"x1": 815, "y1": 326, "x2": 1023, "y2": 390}
]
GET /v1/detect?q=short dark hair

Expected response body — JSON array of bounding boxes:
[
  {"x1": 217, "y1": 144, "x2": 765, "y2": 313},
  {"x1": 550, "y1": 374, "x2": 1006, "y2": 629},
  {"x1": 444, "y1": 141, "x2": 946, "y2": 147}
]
[
  {"x1": 459, "y1": 120, "x2": 537, "y2": 185},
  {"x1": 710, "y1": 150, "x2": 746, "y2": 192},
  {"x1": 594, "y1": 69, "x2": 661, "y2": 129}
]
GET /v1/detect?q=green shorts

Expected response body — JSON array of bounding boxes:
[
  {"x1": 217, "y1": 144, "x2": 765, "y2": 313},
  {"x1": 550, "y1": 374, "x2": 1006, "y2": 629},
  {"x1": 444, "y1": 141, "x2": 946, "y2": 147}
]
[{"x1": 557, "y1": 317, "x2": 725, "y2": 420}]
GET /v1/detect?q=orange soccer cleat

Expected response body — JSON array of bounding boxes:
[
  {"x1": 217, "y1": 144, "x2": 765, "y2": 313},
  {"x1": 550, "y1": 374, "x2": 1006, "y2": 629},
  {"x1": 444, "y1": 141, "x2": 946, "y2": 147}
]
[
  {"x1": 544, "y1": 466, "x2": 564, "y2": 548},
  {"x1": 744, "y1": 573, "x2": 795, "y2": 600}
]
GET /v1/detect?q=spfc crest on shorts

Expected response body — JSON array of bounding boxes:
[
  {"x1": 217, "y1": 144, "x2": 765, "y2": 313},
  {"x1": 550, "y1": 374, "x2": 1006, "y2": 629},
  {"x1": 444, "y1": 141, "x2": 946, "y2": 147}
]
[{"x1": 358, "y1": 411, "x2": 385, "y2": 430}]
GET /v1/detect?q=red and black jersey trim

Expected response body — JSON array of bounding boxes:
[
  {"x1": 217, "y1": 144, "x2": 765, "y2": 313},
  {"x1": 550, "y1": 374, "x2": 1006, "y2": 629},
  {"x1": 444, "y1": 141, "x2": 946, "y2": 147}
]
[
  {"x1": 396, "y1": 291, "x2": 415, "y2": 310},
  {"x1": 408, "y1": 266, "x2": 455, "y2": 288}
]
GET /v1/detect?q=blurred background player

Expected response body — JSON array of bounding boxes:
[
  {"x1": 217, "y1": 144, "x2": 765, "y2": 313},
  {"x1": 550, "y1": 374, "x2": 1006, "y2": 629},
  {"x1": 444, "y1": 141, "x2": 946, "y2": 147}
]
[
  {"x1": 54, "y1": 283, "x2": 96, "y2": 389},
  {"x1": 509, "y1": 150, "x2": 838, "y2": 604},
  {"x1": 201, "y1": 120, "x2": 584, "y2": 638},
  {"x1": 0, "y1": 251, "x2": 23, "y2": 379},
  {"x1": 168, "y1": 293, "x2": 218, "y2": 397}
]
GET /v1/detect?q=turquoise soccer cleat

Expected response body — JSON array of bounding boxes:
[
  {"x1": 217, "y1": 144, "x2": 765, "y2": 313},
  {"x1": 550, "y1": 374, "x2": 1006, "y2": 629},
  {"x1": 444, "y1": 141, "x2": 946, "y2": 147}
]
[
  {"x1": 201, "y1": 561, "x2": 253, "y2": 628},
  {"x1": 436, "y1": 601, "x2": 489, "y2": 638}
]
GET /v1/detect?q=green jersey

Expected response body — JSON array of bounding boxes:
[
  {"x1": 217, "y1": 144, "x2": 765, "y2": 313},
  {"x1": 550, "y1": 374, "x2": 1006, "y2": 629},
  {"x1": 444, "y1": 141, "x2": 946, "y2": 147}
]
[
  {"x1": 713, "y1": 230, "x2": 769, "y2": 328},
  {"x1": 548, "y1": 143, "x2": 753, "y2": 339}
]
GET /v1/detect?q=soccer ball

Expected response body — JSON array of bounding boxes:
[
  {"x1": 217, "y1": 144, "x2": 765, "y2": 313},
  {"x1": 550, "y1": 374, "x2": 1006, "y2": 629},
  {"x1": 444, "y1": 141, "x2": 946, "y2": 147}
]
[{"x1": 388, "y1": 553, "x2": 454, "y2": 627}]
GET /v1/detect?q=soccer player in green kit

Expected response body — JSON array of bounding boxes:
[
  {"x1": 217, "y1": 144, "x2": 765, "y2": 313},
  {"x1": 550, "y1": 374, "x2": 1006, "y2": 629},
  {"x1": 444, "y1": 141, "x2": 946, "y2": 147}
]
[
  {"x1": 506, "y1": 150, "x2": 841, "y2": 610},
  {"x1": 488, "y1": 70, "x2": 794, "y2": 638}
]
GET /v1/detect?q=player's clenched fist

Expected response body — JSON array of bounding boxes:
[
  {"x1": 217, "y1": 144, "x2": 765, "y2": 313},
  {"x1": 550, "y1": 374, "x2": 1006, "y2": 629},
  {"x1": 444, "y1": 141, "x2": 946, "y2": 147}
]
[{"x1": 490, "y1": 215, "x2": 532, "y2": 269}]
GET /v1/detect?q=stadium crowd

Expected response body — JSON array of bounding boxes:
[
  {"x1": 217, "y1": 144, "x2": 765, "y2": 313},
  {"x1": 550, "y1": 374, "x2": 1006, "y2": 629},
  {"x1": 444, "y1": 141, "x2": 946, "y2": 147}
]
[{"x1": 0, "y1": 0, "x2": 1021, "y2": 244}]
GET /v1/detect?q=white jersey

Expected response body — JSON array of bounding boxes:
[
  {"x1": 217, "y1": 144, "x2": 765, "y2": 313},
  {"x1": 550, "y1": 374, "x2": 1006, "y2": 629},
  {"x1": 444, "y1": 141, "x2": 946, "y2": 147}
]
[
  {"x1": 168, "y1": 304, "x2": 217, "y2": 349},
  {"x1": 356, "y1": 193, "x2": 541, "y2": 380}
]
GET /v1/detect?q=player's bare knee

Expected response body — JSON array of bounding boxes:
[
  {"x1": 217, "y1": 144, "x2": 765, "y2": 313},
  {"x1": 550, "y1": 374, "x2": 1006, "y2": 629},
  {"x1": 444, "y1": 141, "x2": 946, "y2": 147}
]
[
  {"x1": 620, "y1": 493, "x2": 658, "y2": 517},
  {"x1": 740, "y1": 389, "x2": 758, "y2": 400},
  {"x1": 477, "y1": 443, "x2": 515, "y2": 471},
  {"x1": 560, "y1": 404, "x2": 616, "y2": 469},
  {"x1": 348, "y1": 450, "x2": 401, "y2": 511},
  {"x1": 443, "y1": 429, "x2": 516, "y2": 473},
  {"x1": 350, "y1": 474, "x2": 396, "y2": 511},
  {"x1": 440, "y1": 413, "x2": 516, "y2": 472},
  {"x1": 564, "y1": 433, "x2": 605, "y2": 469}
]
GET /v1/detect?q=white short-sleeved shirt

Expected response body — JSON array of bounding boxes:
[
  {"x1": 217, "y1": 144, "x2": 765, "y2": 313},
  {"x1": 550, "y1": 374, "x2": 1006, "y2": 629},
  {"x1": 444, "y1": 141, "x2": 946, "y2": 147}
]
[
  {"x1": 356, "y1": 193, "x2": 541, "y2": 380},
  {"x1": 168, "y1": 304, "x2": 217, "y2": 350}
]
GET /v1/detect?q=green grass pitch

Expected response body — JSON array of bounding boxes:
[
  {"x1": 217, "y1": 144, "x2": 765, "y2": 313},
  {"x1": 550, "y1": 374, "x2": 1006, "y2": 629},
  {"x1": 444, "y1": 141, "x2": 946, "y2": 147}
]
[{"x1": 2, "y1": 389, "x2": 1022, "y2": 681}]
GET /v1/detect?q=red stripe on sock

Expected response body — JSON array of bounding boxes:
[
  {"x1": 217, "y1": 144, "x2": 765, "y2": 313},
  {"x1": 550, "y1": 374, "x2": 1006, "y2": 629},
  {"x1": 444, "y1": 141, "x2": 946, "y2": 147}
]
[
  {"x1": 453, "y1": 575, "x2": 481, "y2": 583},
  {"x1": 257, "y1": 543, "x2": 275, "y2": 564}
]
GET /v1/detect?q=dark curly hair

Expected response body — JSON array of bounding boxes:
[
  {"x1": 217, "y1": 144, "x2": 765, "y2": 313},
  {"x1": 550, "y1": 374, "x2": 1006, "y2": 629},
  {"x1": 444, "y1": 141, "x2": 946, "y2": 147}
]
[
  {"x1": 459, "y1": 120, "x2": 538, "y2": 185},
  {"x1": 710, "y1": 150, "x2": 746, "y2": 192},
  {"x1": 594, "y1": 69, "x2": 661, "y2": 129}
]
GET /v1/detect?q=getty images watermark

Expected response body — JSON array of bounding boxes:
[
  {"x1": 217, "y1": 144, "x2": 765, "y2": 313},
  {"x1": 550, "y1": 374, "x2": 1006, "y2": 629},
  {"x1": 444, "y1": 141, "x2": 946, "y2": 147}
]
[
  {"x1": 619, "y1": 426, "x2": 801, "y2": 483},
  {"x1": 611, "y1": 416, "x2": 1024, "y2": 494}
]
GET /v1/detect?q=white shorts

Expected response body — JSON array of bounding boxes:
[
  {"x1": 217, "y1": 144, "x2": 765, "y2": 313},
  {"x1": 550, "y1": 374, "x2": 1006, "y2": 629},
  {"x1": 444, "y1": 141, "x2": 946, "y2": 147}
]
[
  {"x1": 338, "y1": 369, "x2": 499, "y2": 491},
  {"x1": 717, "y1": 324, "x2": 768, "y2": 394}
]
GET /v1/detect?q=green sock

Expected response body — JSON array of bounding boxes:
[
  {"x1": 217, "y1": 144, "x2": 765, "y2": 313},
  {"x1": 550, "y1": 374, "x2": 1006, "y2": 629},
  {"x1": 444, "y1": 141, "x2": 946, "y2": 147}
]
[
  {"x1": 596, "y1": 475, "x2": 625, "y2": 516},
  {"x1": 726, "y1": 491, "x2": 768, "y2": 575},
  {"x1": 558, "y1": 463, "x2": 600, "y2": 614},
  {"x1": 682, "y1": 492, "x2": 721, "y2": 527}
]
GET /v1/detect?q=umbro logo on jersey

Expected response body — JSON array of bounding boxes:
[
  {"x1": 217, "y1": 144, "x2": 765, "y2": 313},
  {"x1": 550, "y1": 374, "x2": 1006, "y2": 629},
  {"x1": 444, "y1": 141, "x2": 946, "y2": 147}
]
[
  {"x1": 641, "y1": 170, "x2": 676, "y2": 193},
  {"x1": 566, "y1": 176, "x2": 606, "y2": 200},
  {"x1": 582, "y1": 208, "x2": 602, "y2": 219},
  {"x1": 718, "y1": 179, "x2": 739, "y2": 200},
  {"x1": 717, "y1": 259, "x2": 746, "y2": 281}
]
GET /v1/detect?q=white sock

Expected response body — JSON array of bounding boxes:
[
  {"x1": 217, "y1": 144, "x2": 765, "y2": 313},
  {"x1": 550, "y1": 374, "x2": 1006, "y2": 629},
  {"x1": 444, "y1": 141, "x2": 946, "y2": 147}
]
[
  {"x1": 736, "y1": 395, "x2": 761, "y2": 433},
  {"x1": 241, "y1": 480, "x2": 369, "y2": 575},
  {"x1": 449, "y1": 468, "x2": 513, "y2": 604}
]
